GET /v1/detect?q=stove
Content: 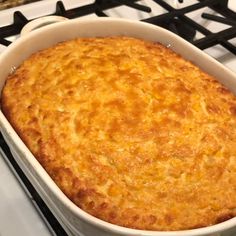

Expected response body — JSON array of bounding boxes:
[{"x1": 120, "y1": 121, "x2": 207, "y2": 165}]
[{"x1": 0, "y1": 1, "x2": 235, "y2": 236}]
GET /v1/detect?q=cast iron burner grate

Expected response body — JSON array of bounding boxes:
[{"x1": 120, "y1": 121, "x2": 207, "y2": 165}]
[
  {"x1": 0, "y1": 0, "x2": 235, "y2": 53},
  {"x1": 0, "y1": 1, "x2": 236, "y2": 235}
]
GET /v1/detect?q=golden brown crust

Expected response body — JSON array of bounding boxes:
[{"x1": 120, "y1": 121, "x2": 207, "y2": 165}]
[{"x1": 2, "y1": 36, "x2": 236, "y2": 231}]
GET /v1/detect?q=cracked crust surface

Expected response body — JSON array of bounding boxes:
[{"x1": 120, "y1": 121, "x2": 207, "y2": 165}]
[{"x1": 2, "y1": 36, "x2": 236, "y2": 230}]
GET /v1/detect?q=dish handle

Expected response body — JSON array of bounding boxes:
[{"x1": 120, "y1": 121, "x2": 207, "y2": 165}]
[{"x1": 20, "y1": 16, "x2": 68, "y2": 36}]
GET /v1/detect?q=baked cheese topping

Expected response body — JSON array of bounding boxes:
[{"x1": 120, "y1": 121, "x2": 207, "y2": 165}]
[{"x1": 2, "y1": 37, "x2": 236, "y2": 231}]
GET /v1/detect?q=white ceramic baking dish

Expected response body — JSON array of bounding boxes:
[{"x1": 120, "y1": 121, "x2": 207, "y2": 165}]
[{"x1": 0, "y1": 18, "x2": 236, "y2": 236}]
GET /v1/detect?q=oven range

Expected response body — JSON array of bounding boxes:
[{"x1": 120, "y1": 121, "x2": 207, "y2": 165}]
[{"x1": 0, "y1": 1, "x2": 235, "y2": 235}]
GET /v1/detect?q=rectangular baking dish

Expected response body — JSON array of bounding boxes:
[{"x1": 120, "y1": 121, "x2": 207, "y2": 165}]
[{"x1": 0, "y1": 18, "x2": 236, "y2": 236}]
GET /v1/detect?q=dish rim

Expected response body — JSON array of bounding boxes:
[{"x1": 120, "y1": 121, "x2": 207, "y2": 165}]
[{"x1": 0, "y1": 17, "x2": 236, "y2": 236}]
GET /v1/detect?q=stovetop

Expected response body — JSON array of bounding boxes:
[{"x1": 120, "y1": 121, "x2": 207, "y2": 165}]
[{"x1": 0, "y1": 1, "x2": 235, "y2": 236}]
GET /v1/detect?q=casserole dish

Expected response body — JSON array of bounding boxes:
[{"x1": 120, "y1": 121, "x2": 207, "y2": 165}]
[{"x1": 0, "y1": 18, "x2": 236, "y2": 236}]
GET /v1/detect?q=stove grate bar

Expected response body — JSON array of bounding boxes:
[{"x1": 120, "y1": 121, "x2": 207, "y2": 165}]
[
  {"x1": 193, "y1": 27, "x2": 236, "y2": 50},
  {"x1": 199, "y1": 0, "x2": 236, "y2": 20},
  {"x1": 95, "y1": 9, "x2": 108, "y2": 17},
  {"x1": 0, "y1": 38, "x2": 11, "y2": 46},
  {"x1": 0, "y1": 0, "x2": 141, "y2": 43},
  {"x1": 202, "y1": 13, "x2": 236, "y2": 26},
  {"x1": 55, "y1": 1, "x2": 67, "y2": 16},
  {"x1": 113, "y1": 0, "x2": 151, "y2": 12},
  {"x1": 56, "y1": 0, "x2": 143, "y2": 19},
  {"x1": 142, "y1": 0, "x2": 236, "y2": 54},
  {"x1": 218, "y1": 41, "x2": 236, "y2": 55},
  {"x1": 147, "y1": 0, "x2": 218, "y2": 23},
  {"x1": 14, "y1": 10, "x2": 29, "y2": 27}
]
